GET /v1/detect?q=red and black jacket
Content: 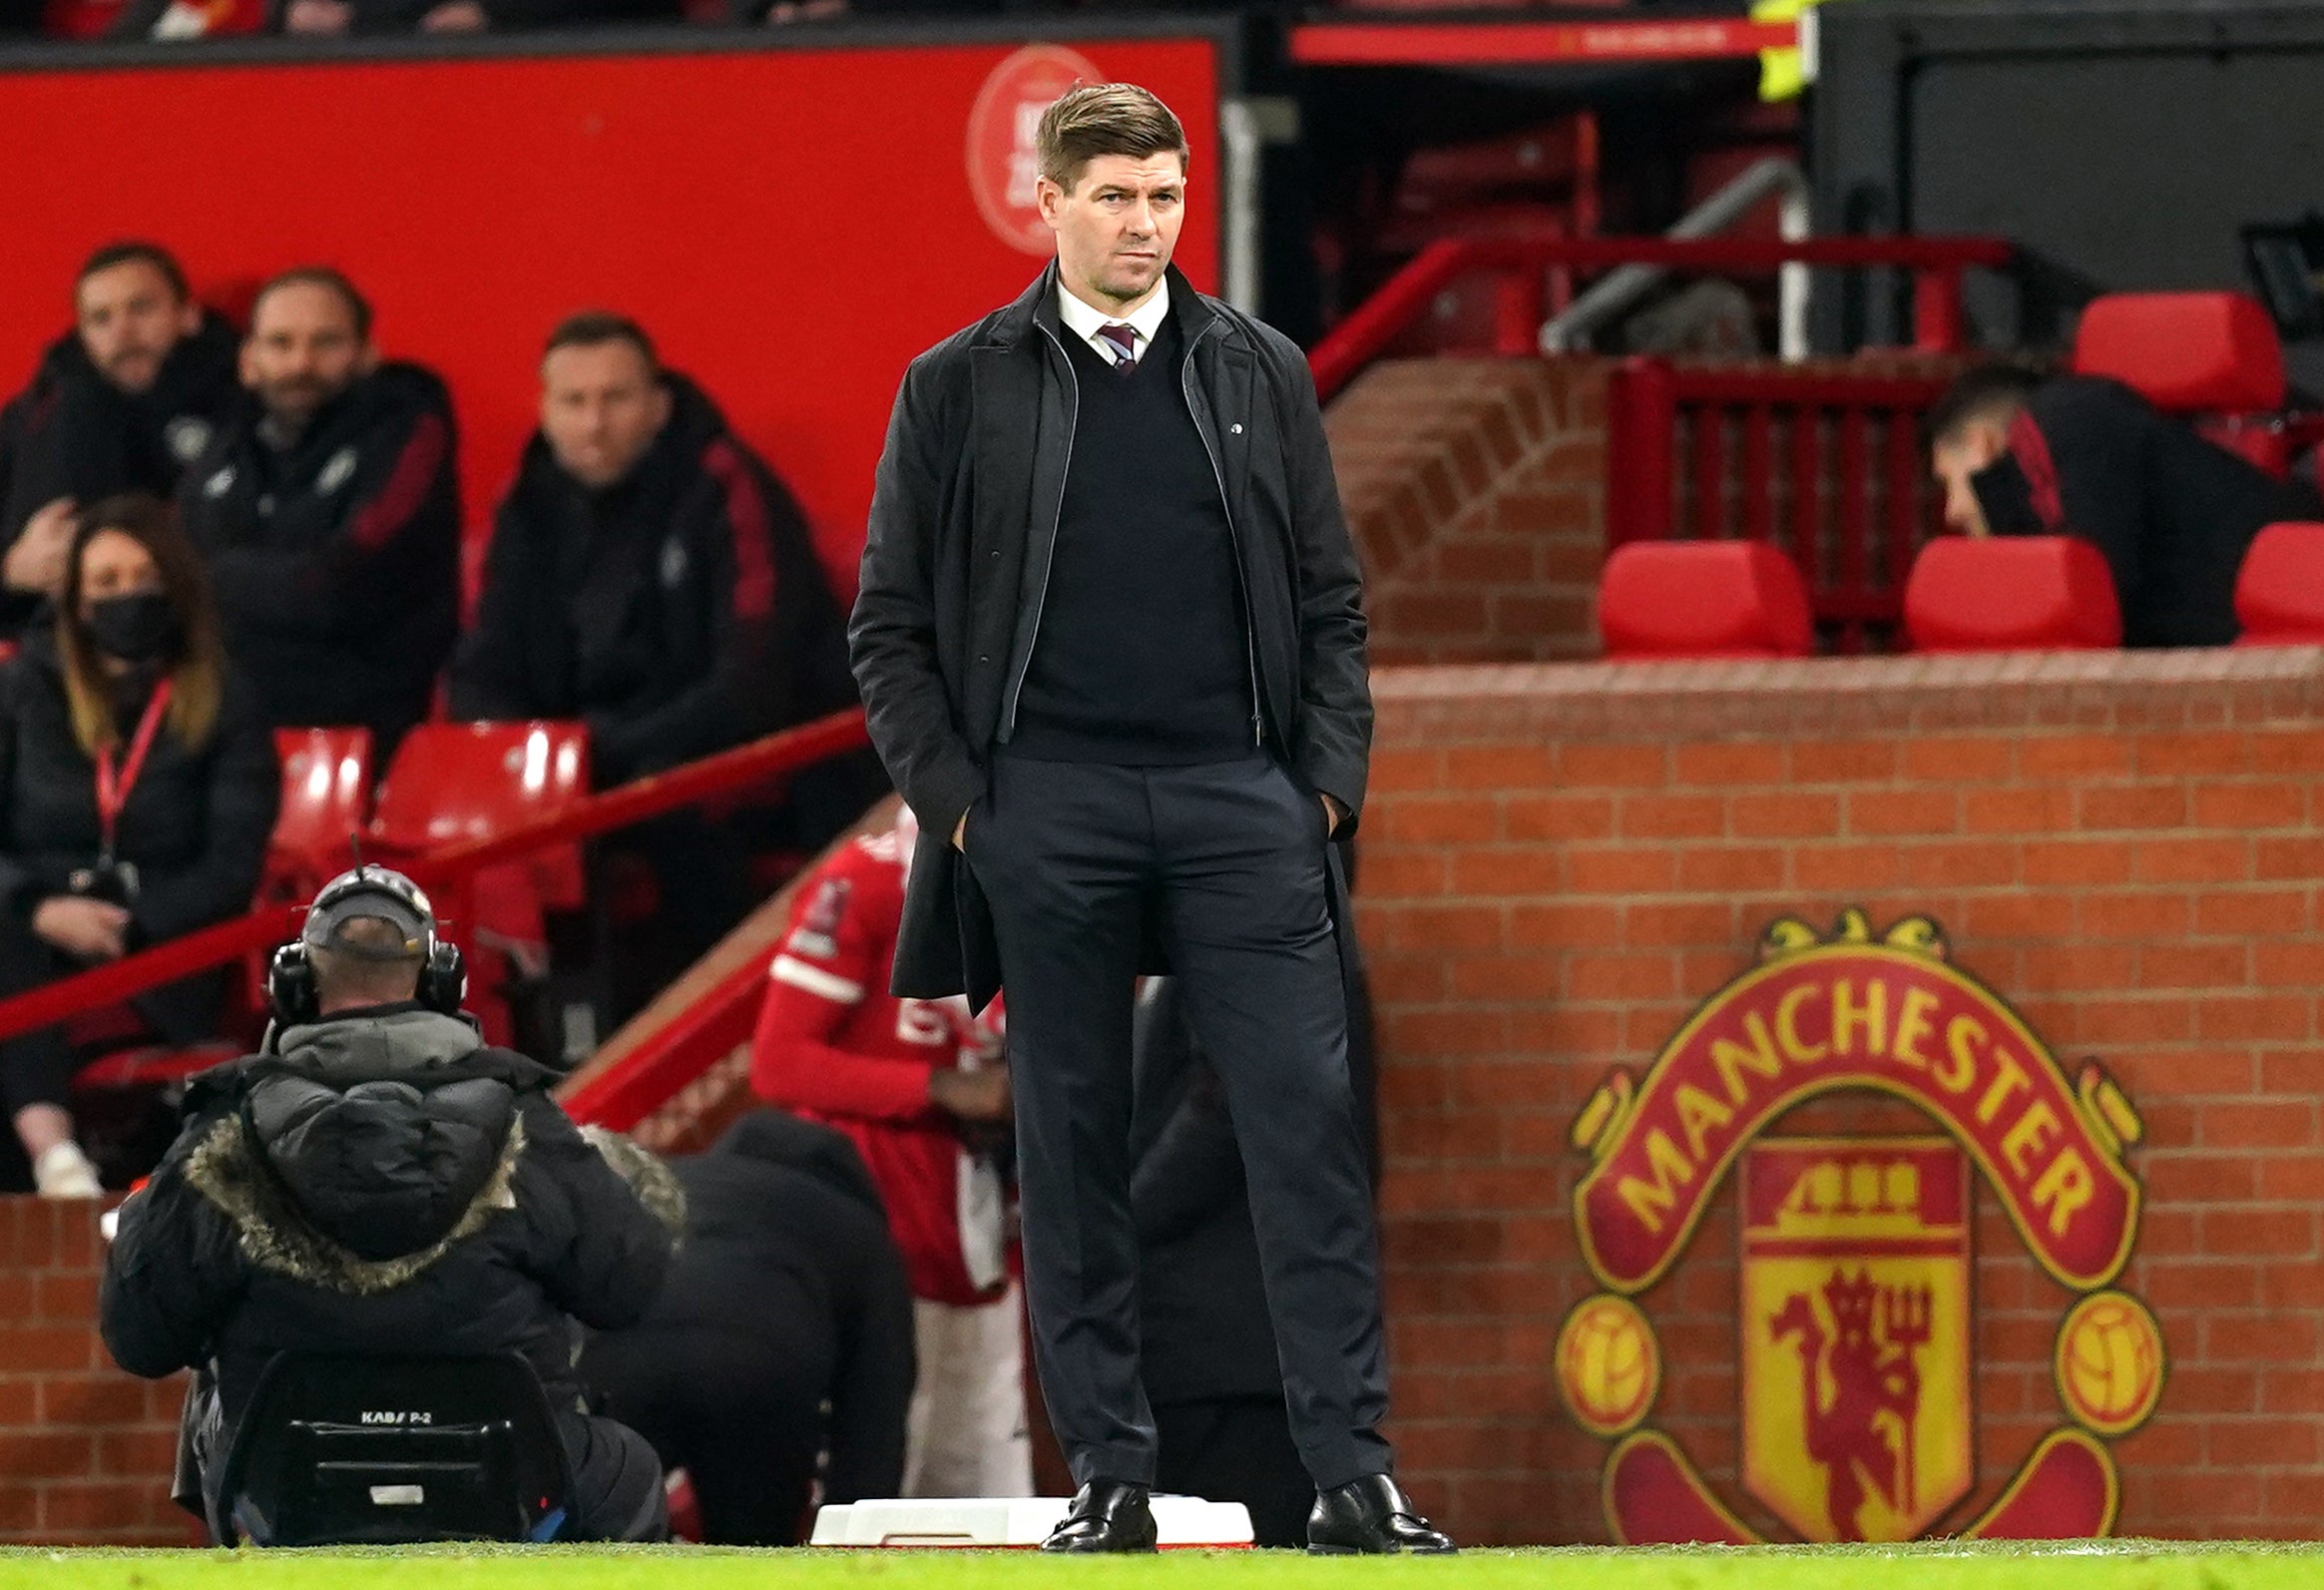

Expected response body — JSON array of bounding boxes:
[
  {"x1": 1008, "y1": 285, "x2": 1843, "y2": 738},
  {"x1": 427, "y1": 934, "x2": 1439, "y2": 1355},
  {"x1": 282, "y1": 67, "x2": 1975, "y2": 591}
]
[
  {"x1": 178, "y1": 361, "x2": 462, "y2": 756},
  {"x1": 1969, "y1": 374, "x2": 2320, "y2": 647},
  {"x1": 450, "y1": 372, "x2": 854, "y2": 786}
]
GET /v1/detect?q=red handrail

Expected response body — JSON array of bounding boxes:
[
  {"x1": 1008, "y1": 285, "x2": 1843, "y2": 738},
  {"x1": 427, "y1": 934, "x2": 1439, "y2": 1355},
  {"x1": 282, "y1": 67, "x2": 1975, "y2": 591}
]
[
  {"x1": 0, "y1": 707, "x2": 871, "y2": 1049},
  {"x1": 1308, "y1": 234, "x2": 2015, "y2": 402},
  {"x1": 560, "y1": 951, "x2": 770, "y2": 1130}
]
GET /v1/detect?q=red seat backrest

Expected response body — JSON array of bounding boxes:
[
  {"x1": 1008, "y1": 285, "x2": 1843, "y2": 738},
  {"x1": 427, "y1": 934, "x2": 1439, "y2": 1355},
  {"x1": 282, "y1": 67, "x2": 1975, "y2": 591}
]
[
  {"x1": 2073, "y1": 292, "x2": 2285, "y2": 413},
  {"x1": 269, "y1": 728, "x2": 374, "y2": 896},
  {"x1": 2232, "y1": 521, "x2": 2324, "y2": 645},
  {"x1": 1904, "y1": 536, "x2": 2122, "y2": 653},
  {"x1": 368, "y1": 722, "x2": 591, "y2": 852},
  {"x1": 368, "y1": 723, "x2": 592, "y2": 921},
  {"x1": 1599, "y1": 540, "x2": 1815, "y2": 661}
]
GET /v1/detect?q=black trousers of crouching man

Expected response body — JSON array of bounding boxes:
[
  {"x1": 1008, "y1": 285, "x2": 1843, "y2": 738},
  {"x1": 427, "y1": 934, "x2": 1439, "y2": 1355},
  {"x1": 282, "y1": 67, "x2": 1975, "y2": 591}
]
[{"x1": 965, "y1": 751, "x2": 1391, "y2": 1492}]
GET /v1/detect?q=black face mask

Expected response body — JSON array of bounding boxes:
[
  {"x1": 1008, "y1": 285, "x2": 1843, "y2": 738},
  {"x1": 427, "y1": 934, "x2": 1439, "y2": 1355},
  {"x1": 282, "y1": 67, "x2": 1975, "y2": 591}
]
[{"x1": 85, "y1": 592, "x2": 184, "y2": 665}]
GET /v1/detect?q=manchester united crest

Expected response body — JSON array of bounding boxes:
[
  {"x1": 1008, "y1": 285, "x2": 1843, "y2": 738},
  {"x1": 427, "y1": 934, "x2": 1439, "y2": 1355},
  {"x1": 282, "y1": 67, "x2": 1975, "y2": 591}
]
[{"x1": 1556, "y1": 910, "x2": 2164, "y2": 1543}]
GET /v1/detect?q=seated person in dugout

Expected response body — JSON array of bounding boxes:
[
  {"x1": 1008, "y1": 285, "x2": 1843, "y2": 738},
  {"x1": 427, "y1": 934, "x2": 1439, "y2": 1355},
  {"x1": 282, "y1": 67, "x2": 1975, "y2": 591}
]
[
  {"x1": 0, "y1": 242, "x2": 240, "y2": 640},
  {"x1": 1927, "y1": 362, "x2": 2321, "y2": 648},
  {"x1": 99, "y1": 866, "x2": 677, "y2": 1542},
  {"x1": 451, "y1": 312, "x2": 867, "y2": 964},
  {"x1": 579, "y1": 1113, "x2": 916, "y2": 1546},
  {"x1": 177, "y1": 265, "x2": 461, "y2": 762},
  {"x1": 750, "y1": 805, "x2": 1031, "y2": 1501},
  {"x1": 0, "y1": 494, "x2": 276, "y2": 1198}
]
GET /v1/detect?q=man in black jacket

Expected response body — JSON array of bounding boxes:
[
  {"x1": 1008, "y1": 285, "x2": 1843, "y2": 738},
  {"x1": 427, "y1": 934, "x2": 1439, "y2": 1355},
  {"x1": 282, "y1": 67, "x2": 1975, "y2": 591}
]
[
  {"x1": 99, "y1": 867, "x2": 674, "y2": 1541},
  {"x1": 178, "y1": 267, "x2": 460, "y2": 758},
  {"x1": 451, "y1": 313, "x2": 866, "y2": 962},
  {"x1": 1927, "y1": 363, "x2": 2319, "y2": 647},
  {"x1": 0, "y1": 243, "x2": 239, "y2": 637},
  {"x1": 579, "y1": 1111, "x2": 916, "y2": 1545},
  {"x1": 851, "y1": 84, "x2": 1448, "y2": 1554}
]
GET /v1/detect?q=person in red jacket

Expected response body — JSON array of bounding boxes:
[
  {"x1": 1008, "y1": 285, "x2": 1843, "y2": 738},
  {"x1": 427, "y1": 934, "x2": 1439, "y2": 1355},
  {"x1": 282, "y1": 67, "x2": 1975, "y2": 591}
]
[{"x1": 749, "y1": 807, "x2": 1031, "y2": 1497}]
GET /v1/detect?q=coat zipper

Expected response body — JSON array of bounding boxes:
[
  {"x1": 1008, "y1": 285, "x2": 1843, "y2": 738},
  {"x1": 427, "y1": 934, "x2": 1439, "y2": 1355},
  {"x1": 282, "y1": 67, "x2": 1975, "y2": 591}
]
[
  {"x1": 1002, "y1": 324, "x2": 1080, "y2": 739},
  {"x1": 1180, "y1": 318, "x2": 1266, "y2": 748}
]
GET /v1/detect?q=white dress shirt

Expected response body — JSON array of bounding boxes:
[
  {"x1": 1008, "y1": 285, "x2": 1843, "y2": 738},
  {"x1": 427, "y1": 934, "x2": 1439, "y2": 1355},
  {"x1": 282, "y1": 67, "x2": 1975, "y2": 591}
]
[{"x1": 1056, "y1": 276, "x2": 1171, "y2": 367}]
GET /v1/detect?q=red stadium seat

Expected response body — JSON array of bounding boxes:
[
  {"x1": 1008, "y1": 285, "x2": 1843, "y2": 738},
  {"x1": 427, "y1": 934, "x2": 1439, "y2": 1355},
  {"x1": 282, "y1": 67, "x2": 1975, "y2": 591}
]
[
  {"x1": 2074, "y1": 291, "x2": 2291, "y2": 475},
  {"x1": 1599, "y1": 540, "x2": 1815, "y2": 661},
  {"x1": 1903, "y1": 536, "x2": 2122, "y2": 653},
  {"x1": 367, "y1": 722, "x2": 591, "y2": 905},
  {"x1": 368, "y1": 723, "x2": 593, "y2": 1049},
  {"x1": 2074, "y1": 291, "x2": 2284, "y2": 411},
  {"x1": 2232, "y1": 521, "x2": 2324, "y2": 645},
  {"x1": 267, "y1": 728, "x2": 374, "y2": 901}
]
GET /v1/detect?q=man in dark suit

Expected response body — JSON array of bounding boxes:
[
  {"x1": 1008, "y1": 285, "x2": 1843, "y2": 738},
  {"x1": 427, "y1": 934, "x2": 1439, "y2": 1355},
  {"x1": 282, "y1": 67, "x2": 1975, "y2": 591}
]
[{"x1": 850, "y1": 82, "x2": 1451, "y2": 1555}]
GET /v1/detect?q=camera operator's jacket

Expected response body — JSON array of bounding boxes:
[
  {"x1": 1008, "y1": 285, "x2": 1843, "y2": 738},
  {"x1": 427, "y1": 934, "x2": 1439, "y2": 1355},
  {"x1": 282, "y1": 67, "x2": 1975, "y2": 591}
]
[{"x1": 99, "y1": 1004, "x2": 674, "y2": 1441}]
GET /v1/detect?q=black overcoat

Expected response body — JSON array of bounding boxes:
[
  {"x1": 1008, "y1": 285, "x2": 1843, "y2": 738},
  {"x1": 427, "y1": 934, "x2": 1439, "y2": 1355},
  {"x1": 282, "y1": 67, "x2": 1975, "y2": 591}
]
[{"x1": 850, "y1": 264, "x2": 1372, "y2": 1007}]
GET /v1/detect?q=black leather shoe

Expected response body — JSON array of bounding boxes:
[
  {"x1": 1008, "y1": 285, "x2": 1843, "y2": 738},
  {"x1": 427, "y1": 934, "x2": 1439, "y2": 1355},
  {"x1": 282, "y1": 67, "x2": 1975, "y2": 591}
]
[
  {"x1": 1308, "y1": 1474, "x2": 1457, "y2": 1554},
  {"x1": 1041, "y1": 1480, "x2": 1159, "y2": 1553}
]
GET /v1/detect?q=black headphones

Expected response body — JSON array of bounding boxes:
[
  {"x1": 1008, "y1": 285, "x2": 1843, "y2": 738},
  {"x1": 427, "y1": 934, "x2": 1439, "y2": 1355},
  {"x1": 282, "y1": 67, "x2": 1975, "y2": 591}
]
[{"x1": 266, "y1": 865, "x2": 467, "y2": 1028}]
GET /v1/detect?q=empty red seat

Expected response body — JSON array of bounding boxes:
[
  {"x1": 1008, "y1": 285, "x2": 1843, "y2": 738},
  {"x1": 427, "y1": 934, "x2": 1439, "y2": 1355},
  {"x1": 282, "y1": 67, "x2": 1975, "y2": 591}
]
[
  {"x1": 267, "y1": 728, "x2": 374, "y2": 901},
  {"x1": 367, "y1": 723, "x2": 593, "y2": 1049},
  {"x1": 2074, "y1": 291, "x2": 2290, "y2": 475},
  {"x1": 2232, "y1": 521, "x2": 2324, "y2": 645},
  {"x1": 368, "y1": 722, "x2": 590, "y2": 901},
  {"x1": 2075, "y1": 291, "x2": 2284, "y2": 411},
  {"x1": 1903, "y1": 536, "x2": 2121, "y2": 652},
  {"x1": 1599, "y1": 540, "x2": 1814, "y2": 661}
]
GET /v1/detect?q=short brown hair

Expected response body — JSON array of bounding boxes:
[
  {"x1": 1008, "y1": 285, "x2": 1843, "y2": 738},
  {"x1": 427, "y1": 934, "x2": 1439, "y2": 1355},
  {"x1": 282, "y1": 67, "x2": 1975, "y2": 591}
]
[
  {"x1": 253, "y1": 265, "x2": 373, "y2": 342},
  {"x1": 312, "y1": 915, "x2": 424, "y2": 1008},
  {"x1": 78, "y1": 242, "x2": 189, "y2": 303},
  {"x1": 544, "y1": 310, "x2": 659, "y2": 373},
  {"x1": 1926, "y1": 362, "x2": 2044, "y2": 449},
  {"x1": 1036, "y1": 83, "x2": 1189, "y2": 194}
]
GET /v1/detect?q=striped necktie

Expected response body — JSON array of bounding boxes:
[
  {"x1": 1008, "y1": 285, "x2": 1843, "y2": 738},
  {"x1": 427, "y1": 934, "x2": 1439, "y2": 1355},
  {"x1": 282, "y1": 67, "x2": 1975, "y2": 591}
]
[{"x1": 1095, "y1": 322, "x2": 1139, "y2": 374}]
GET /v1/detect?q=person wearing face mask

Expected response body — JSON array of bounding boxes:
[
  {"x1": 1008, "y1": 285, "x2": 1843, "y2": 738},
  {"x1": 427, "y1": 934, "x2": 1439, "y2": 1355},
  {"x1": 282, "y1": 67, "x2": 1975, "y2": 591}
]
[
  {"x1": 0, "y1": 494, "x2": 277, "y2": 1196},
  {"x1": 451, "y1": 312, "x2": 868, "y2": 973},
  {"x1": 0, "y1": 242, "x2": 241, "y2": 642},
  {"x1": 177, "y1": 266, "x2": 460, "y2": 763}
]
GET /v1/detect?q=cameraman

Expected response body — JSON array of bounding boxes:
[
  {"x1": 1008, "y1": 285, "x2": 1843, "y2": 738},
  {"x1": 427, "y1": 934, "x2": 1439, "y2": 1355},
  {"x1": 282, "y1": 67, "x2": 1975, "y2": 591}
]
[
  {"x1": 0, "y1": 493, "x2": 275, "y2": 1197},
  {"x1": 99, "y1": 866, "x2": 677, "y2": 1542}
]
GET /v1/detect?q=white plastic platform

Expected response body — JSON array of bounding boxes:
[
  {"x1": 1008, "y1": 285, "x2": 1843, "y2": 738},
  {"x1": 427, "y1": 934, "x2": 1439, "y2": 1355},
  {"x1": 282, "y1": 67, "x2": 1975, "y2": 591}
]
[{"x1": 810, "y1": 1495, "x2": 1254, "y2": 1548}]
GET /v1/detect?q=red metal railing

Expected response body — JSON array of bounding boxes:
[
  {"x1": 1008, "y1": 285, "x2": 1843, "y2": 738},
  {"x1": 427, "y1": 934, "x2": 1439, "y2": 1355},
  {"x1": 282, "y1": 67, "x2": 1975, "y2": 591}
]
[
  {"x1": 1606, "y1": 357, "x2": 1958, "y2": 651},
  {"x1": 559, "y1": 952, "x2": 771, "y2": 1131},
  {"x1": 1308, "y1": 234, "x2": 2014, "y2": 402},
  {"x1": 0, "y1": 708, "x2": 871, "y2": 1052},
  {"x1": 559, "y1": 795, "x2": 902, "y2": 1132}
]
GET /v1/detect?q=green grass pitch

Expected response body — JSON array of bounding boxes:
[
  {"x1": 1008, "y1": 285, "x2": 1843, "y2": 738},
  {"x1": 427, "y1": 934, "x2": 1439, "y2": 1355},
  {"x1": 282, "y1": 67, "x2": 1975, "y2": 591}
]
[{"x1": 4, "y1": 1542, "x2": 2322, "y2": 1589}]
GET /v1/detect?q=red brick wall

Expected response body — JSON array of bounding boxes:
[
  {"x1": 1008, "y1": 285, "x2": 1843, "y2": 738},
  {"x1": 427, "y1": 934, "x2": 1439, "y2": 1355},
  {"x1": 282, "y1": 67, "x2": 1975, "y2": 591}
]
[
  {"x1": 0, "y1": 1200, "x2": 190, "y2": 1545},
  {"x1": 1359, "y1": 648, "x2": 2324, "y2": 1545},
  {"x1": 1327, "y1": 358, "x2": 1610, "y2": 666},
  {"x1": 11, "y1": 646, "x2": 2324, "y2": 1546}
]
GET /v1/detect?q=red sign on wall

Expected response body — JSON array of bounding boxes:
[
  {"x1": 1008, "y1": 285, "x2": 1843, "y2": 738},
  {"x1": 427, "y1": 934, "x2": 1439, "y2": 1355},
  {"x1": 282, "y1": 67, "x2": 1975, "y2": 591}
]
[
  {"x1": 966, "y1": 45, "x2": 1107, "y2": 256},
  {"x1": 1555, "y1": 910, "x2": 2163, "y2": 1545}
]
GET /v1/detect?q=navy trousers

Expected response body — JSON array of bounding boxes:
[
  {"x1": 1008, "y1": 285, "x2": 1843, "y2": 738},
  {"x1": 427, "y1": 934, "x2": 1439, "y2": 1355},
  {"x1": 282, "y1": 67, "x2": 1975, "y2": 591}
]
[{"x1": 966, "y1": 752, "x2": 1390, "y2": 1492}]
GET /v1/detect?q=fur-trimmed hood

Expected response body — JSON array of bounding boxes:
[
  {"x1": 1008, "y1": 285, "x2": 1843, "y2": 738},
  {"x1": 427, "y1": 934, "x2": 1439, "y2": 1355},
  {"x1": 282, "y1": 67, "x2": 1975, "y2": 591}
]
[
  {"x1": 183, "y1": 1109, "x2": 524, "y2": 1297},
  {"x1": 182, "y1": 1008, "x2": 556, "y2": 1290}
]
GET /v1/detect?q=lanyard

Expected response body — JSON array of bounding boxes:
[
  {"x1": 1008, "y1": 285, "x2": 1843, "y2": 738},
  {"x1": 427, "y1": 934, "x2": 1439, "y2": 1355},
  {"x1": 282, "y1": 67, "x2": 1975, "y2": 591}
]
[{"x1": 95, "y1": 679, "x2": 174, "y2": 858}]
